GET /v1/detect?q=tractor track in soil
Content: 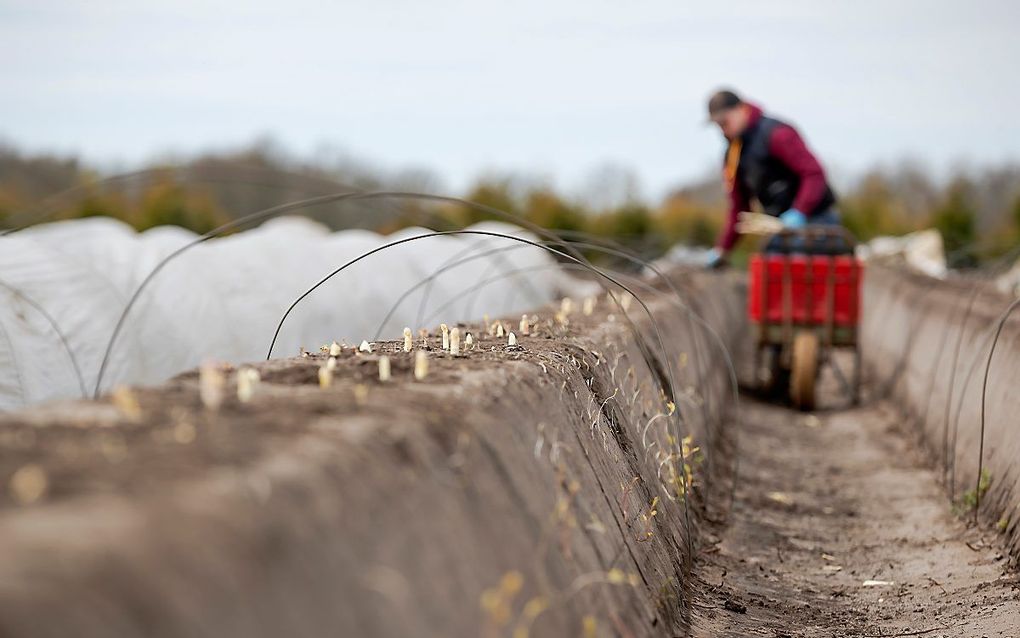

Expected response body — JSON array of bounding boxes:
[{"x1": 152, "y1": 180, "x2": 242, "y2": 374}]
[{"x1": 691, "y1": 375, "x2": 1020, "y2": 637}]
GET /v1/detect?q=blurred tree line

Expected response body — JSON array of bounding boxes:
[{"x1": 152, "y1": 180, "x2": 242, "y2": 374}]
[{"x1": 2, "y1": 142, "x2": 1018, "y2": 268}]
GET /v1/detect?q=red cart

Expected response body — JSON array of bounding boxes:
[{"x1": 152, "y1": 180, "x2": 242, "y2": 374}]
[{"x1": 747, "y1": 227, "x2": 863, "y2": 410}]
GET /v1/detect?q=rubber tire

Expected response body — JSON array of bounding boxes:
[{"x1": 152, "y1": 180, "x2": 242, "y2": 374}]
[{"x1": 790, "y1": 331, "x2": 819, "y2": 411}]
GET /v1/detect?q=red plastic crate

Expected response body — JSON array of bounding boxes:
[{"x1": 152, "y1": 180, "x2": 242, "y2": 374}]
[{"x1": 748, "y1": 254, "x2": 862, "y2": 326}]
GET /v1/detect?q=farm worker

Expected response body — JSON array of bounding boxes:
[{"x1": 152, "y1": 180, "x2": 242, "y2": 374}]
[{"x1": 703, "y1": 89, "x2": 840, "y2": 268}]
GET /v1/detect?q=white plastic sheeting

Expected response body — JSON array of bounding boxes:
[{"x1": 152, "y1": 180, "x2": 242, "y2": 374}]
[
  {"x1": 0, "y1": 217, "x2": 582, "y2": 410},
  {"x1": 858, "y1": 229, "x2": 948, "y2": 279},
  {"x1": 996, "y1": 260, "x2": 1020, "y2": 298}
]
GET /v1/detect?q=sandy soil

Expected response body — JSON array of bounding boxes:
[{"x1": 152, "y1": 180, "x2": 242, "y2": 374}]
[{"x1": 691, "y1": 377, "x2": 1020, "y2": 637}]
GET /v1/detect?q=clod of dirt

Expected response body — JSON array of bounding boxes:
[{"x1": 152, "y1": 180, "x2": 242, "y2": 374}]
[{"x1": 723, "y1": 599, "x2": 747, "y2": 614}]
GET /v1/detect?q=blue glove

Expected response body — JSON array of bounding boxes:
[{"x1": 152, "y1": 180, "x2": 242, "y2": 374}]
[
  {"x1": 779, "y1": 209, "x2": 807, "y2": 228},
  {"x1": 704, "y1": 247, "x2": 726, "y2": 270}
]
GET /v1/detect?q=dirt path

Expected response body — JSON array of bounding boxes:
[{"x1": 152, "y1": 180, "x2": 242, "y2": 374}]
[{"x1": 692, "y1": 387, "x2": 1020, "y2": 636}]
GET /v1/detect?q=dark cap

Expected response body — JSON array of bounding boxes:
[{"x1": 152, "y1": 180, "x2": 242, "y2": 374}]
[{"x1": 706, "y1": 89, "x2": 743, "y2": 121}]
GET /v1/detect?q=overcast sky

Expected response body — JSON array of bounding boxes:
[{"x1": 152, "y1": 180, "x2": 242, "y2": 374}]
[{"x1": 2, "y1": 0, "x2": 1018, "y2": 200}]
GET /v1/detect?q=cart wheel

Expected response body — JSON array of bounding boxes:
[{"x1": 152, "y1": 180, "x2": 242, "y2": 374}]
[{"x1": 790, "y1": 330, "x2": 819, "y2": 411}]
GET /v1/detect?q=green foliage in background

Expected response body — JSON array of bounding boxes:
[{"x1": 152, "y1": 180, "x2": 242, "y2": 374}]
[
  {"x1": 524, "y1": 189, "x2": 585, "y2": 235},
  {"x1": 134, "y1": 180, "x2": 228, "y2": 233},
  {"x1": 840, "y1": 173, "x2": 916, "y2": 241},
  {"x1": 1, "y1": 143, "x2": 1018, "y2": 266},
  {"x1": 931, "y1": 179, "x2": 979, "y2": 268},
  {"x1": 459, "y1": 179, "x2": 520, "y2": 226}
]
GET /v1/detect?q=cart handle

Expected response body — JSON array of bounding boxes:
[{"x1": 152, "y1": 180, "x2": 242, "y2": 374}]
[{"x1": 770, "y1": 225, "x2": 858, "y2": 248}]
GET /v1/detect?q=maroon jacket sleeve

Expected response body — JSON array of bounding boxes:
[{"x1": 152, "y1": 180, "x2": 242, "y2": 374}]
[
  {"x1": 718, "y1": 175, "x2": 749, "y2": 252},
  {"x1": 768, "y1": 124, "x2": 828, "y2": 215}
]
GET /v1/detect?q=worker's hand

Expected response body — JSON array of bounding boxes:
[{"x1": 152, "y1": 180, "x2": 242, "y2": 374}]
[
  {"x1": 704, "y1": 247, "x2": 727, "y2": 270},
  {"x1": 779, "y1": 209, "x2": 807, "y2": 228}
]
